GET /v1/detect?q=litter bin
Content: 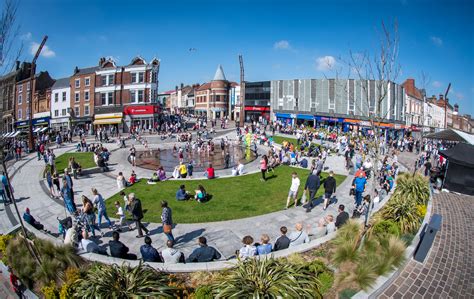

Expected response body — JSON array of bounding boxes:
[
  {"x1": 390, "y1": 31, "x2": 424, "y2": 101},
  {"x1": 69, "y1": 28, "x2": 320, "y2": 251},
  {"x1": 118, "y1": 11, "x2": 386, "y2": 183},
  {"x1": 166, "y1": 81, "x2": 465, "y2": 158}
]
[{"x1": 414, "y1": 213, "x2": 442, "y2": 263}]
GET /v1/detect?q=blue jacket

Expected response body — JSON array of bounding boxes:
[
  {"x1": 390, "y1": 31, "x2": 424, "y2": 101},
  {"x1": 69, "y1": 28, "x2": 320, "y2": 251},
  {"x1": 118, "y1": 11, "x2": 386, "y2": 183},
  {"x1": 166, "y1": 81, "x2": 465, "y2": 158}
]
[
  {"x1": 140, "y1": 244, "x2": 162, "y2": 262},
  {"x1": 354, "y1": 177, "x2": 367, "y2": 192}
]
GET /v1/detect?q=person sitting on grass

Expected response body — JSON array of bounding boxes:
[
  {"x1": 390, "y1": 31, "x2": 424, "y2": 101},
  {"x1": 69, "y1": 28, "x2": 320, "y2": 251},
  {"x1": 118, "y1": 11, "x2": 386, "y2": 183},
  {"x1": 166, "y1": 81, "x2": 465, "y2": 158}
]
[
  {"x1": 194, "y1": 185, "x2": 207, "y2": 203},
  {"x1": 147, "y1": 172, "x2": 159, "y2": 184},
  {"x1": 238, "y1": 235, "x2": 257, "y2": 259},
  {"x1": 176, "y1": 185, "x2": 191, "y2": 201},
  {"x1": 205, "y1": 164, "x2": 215, "y2": 179},
  {"x1": 256, "y1": 234, "x2": 272, "y2": 255},
  {"x1": 158, "y1": 166, "x2": 167, "y2": 181},
  {"x1": 128, "y1": 171, "x2": 137, "y2": 185}
]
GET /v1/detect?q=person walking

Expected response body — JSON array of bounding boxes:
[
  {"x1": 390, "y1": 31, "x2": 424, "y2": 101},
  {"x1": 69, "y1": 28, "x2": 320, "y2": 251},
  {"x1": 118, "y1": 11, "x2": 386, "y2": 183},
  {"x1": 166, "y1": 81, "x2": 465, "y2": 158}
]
[
  {"x1": 304, "y1": 172, "x2": 320, "y2": 213},
  {"x1": 352, "y1": 173, "x2": 367, "y2": 207},
  {"x1": 286, "y1": 172, "x2": 300, "y2": 209},
  {"x1": 323, "y1": 171, "x2": 337, "y2": 210},
  {"x1": 60, "y1": 180, "x2": 77, "y2": 215},
  {"x1": 161, "y1": 201, "x2": 174, "y2": 243},
  {"x1": 260, "y1": 155, "x2": 268, "y2": 182},
  {"x1": 92, "y1": 188, "x2": 113, "y2": 229},
  {"x1": 129, "y1": 193, "x2": 149, "y2": 238}
]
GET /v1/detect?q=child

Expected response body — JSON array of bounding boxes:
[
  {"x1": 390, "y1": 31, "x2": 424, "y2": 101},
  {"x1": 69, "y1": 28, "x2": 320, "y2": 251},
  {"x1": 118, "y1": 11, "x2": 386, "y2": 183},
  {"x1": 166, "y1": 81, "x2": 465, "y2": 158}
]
[{"x1": 114, "y1": 201, "x2": 132, "y2": 231}]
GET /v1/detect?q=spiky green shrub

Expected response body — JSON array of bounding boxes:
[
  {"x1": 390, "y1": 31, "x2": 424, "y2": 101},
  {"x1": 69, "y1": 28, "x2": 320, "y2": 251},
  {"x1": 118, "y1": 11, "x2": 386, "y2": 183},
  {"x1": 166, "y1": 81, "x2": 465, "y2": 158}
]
[
  {"x1": 380, "y1": 196, "x2": 422, "y2": 233},
  {"x1": 210, "y1": 257, "x2": 322, "y2": 298},
  {"x1": 194, "y1": 285, "x2": 214, "y2": 299},
  {"x1": 332, "y1": 220, "x2": 363, "y2": 265},
  {"x1": 74, "y1": 262, "x2": 175, "y2": 298},
  {"x1": 369, "y1": 219, "x2": 400, "y2": 238},
  {"x1": 6, "y1": 236, "x2": 83, "y2": 289},
  {"x1": 392, "y1": 173, "x2": 430, "y2": 205}
]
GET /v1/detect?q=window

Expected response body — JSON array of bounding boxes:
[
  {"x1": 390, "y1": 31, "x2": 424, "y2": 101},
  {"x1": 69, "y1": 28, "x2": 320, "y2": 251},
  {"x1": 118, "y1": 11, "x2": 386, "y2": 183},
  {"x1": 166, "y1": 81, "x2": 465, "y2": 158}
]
[
  {"x1": 27, "y1": 82, "x2": 30, "y2": 91},
  {"x1": 18, "y1": 109, "x2": 22, "y2": 119},
  {"x1": 130, "y1": 90, "x2": 144, "y2": 103},
  {"x1": 18, "y1": 85, "x2": 22, "y2": 93},
  {"x1": 75, "y1": 92, "x2": 80, "y2": 102},
  {"x1": 54, "y1": 110, "x2": 59, "y2": 117},
  {"x1": 75, "y1": 79, "x2": 80, "y2": 88},
  {"x1": 138, "y1": 90, "x2": 144, "y2": 102},
  {"x1": 85, "y1": 77, "x2": 90, "y2": 87},
  {"x1": 101, "y1": 74, "x2": 115, "y2": 86},
  {"x1": 25, "y1": 107, "x2": 29, "y2": 118},
  {"x1": 151, "y1": 72, "x2": 157, "y2": 83},
  {"x1": 84, "y1": 105, "x2": 90, "y2": 116},
  {"x1": 101, "y1": 92, "x2": 113, "y2": 105},
  {"x1": 62, "y1": 92, "x2": 66, "y2": 101},
  {"x1": 84, "y1": 90, "x2": 90, "y2": 101},
  {"x1": 74, "y1": 106, "x2": 80, "y2": 117},
  {"x1": 131, "y1": 72, "x2": 145, "y2": 83},
  {"x1": 18, "y1": 94, "x2": 22, "y2": 104},
  {"x1": 62, "y1": 109, "x2": 67, "y2": 116},
  {"x1": 130, "y1": 90, "x2": 136, "y2": 103},
  {"x1": 54, "y1": 93, "x2": 59, "y2": 102}
]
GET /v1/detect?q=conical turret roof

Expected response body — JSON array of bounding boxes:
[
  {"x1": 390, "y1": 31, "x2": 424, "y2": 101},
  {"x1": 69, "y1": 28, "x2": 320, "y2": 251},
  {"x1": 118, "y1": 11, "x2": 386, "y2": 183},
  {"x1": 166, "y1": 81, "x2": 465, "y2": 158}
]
[{"x1": 213, "y1": 64, "x2": 226, "y2": 81}]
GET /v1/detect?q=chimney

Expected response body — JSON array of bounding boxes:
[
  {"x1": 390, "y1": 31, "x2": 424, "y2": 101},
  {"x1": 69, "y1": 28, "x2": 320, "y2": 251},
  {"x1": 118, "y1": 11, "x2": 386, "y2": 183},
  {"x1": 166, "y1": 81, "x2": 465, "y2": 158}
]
[
  {"x1": 15, "y1": 61, "x2": 20, "y2": 70},
  {"x1": 180, "y1": 83, "x2": 184, "y2": 89},
  {"x1": 454, "y1": 104, "x2": 459, "y2": 112},
  {"x1": 74, "y1": 66, "x2": 79, "y2": 74},
  {"x1": 99, "y1": 57, "x2": 105, "y2": 66},
  {"x1": 439, "y1": 94, "x2": 444, "y2": 101}
]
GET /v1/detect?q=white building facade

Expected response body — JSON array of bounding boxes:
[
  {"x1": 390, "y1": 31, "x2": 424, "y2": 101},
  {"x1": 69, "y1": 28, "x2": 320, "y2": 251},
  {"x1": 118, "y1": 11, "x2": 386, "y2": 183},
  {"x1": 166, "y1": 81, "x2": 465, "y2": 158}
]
[
  {"x1": 424, "y1": 101, "x2": 445, "y2": 131},
  {"x1": 50, "y1": 77, "x2": 71, "y2": 132}
]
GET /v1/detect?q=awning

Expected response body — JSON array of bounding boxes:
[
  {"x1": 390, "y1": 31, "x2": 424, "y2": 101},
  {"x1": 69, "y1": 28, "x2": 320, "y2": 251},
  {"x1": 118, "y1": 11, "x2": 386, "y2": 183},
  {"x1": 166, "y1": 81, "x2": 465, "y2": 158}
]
[
  {"x1": 11, "y1": 131, "x2": 21, "y2": 137},
  {"x1": 4, "y1": 132, "x2": 13, "y2": 138},
  {"x1": 425, "y1": 128, "x2": 474, "y2": 145},
  {"x1": 41, "y1": 127, "x2": 48, "y2": 132},
  {"x1": 33, "y1": 127, "x2": 41, "y2": 133},
  {"x1": 93, "y1": 118, "x2": 122, "y2": 125}
]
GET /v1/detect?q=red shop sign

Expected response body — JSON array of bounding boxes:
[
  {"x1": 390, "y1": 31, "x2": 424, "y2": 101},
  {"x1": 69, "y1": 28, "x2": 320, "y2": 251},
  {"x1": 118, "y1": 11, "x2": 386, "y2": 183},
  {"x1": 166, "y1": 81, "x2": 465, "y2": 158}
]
[
  {"x1": 124, "y1": 105, "x2": 159, "y2": 115},
  {"x1": 244, "y1": 106, "x2": 270, "y2": 112}
]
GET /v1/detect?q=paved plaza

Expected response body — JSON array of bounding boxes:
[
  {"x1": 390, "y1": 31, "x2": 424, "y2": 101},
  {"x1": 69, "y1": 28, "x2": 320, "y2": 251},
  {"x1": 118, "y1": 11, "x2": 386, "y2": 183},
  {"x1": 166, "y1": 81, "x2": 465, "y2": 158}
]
[
  {"x1": 376, "y1": 192, "x2": 474, "y2": 299},
  {"x1": 0, "y1": 131, "x2": 360, "y2": 260}
]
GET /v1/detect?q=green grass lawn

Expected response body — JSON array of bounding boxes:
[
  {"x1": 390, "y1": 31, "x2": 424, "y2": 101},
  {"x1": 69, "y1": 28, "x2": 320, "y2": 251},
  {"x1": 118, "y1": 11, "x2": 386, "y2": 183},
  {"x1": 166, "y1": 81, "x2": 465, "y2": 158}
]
[
  {"x1": 105, "y1": 166, "x2": 346, "y2": 223},
  {"x1": 54, "y1": 152, "x2": 95, "y2": 174},
  {"x1": 272, "y1": 135, "x2": 299, "y2": 145}
]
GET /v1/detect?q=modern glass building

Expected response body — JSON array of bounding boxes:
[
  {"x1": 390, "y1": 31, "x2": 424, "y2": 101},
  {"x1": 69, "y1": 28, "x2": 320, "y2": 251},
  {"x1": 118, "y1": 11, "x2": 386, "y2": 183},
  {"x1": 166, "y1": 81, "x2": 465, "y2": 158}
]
[
  {"x1": 244, "y1": 81, "x2": 271, "y2": 122},
  {"x1": 270, "y1": 79, "x2": 406, "y2": 132}
]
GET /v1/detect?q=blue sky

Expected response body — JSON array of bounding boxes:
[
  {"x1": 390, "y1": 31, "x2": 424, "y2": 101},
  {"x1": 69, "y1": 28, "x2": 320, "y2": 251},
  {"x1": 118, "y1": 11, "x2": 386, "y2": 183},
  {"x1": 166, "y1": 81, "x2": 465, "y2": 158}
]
[{"x1": 9, "y1": 0, "x2": 474, "y2": 114}]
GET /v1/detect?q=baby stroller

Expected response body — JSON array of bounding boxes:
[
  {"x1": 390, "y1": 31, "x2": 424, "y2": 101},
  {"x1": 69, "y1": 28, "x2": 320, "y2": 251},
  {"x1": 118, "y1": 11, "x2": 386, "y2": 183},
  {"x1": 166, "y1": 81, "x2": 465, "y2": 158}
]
[{"x1": 57, "y1": 216, "x2": 73, "y2": 238}]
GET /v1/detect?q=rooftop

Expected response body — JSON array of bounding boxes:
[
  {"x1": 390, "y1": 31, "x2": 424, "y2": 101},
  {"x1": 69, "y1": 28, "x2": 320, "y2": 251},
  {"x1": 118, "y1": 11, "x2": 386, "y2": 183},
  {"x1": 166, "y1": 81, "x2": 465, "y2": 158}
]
[
  {"x1": 213, "y1": 64, "x2": 226, "y2": 81},
  {"x1": 52, "y1": 77, "x2": 70, "y2": 89}
]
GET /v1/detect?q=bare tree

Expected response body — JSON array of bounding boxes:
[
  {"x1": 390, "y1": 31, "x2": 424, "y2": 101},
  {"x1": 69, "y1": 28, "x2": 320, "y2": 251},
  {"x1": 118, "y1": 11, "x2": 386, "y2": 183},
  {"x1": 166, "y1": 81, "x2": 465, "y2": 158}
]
[
  {"x1": 0, "y1": 0, "x2": 22, "y2": 75},
  {"x1": 337, "y1": 20, "x2": 401, "y2": 227}
]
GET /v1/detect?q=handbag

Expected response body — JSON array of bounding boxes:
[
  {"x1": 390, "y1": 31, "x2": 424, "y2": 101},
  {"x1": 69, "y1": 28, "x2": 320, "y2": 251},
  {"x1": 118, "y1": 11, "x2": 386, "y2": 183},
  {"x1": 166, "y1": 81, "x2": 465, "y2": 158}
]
[
  {"x1": 349, "y1": 187, "x2": 355, "y2": 196},
  {"x1": 301, "y1": 190, "x2": 307, "y2": 204},
  {"x1": 163, "y1": 224, "x2": 172, "y2": 234}
]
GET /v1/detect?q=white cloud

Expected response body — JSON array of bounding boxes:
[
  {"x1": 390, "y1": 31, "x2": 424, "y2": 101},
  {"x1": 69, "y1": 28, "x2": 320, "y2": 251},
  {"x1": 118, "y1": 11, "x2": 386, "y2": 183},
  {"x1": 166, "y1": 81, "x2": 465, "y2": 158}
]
[
  {"x1": 432, "y1": 81, "x2": 442, "y2": 88},
  {"x1": 430, "y1": 36, "x2": 443, "y2": 46},
  {"x1": 20, "y1": 32, "x2": 32, "y2": 40},
  {"x1": 274, "y1": 40, "x2": 291, "y2": 50},
  {"x1": 30, "y1": 42, "x2": 56, "y2": 58},
  {"x1": 315, "y1": 55, "x2": 336, "y2": 71}
]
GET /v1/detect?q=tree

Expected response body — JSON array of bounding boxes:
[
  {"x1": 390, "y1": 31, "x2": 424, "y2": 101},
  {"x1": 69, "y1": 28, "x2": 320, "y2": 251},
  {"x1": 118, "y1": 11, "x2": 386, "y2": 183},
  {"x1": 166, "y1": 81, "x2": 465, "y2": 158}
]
[{"x1": 0, "y1": 0, "x2": 23, "y2": 75}]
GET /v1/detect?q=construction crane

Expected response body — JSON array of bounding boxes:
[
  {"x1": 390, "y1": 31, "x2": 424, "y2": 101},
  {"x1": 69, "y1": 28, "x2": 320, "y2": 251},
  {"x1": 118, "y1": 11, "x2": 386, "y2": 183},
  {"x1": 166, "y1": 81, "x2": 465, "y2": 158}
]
[
  {"x1": 444, "y1": 83, "x2": 451, "y2": 129},
  {"x1": 28, "y1": 35, "x2": 48, "y2": 150},
  {"x1": 239, "y1": 54, "x2": 245, "y2": 127}
]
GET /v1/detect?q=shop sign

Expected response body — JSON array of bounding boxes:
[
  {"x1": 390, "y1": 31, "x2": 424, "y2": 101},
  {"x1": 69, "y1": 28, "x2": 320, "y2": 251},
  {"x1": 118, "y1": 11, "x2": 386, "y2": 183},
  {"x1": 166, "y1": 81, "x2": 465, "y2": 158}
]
[
  {"x1": 33, "y1": 117, "x2": 50, "y2": 126},
  {"x1": 123, "y1": 105, "x2": 159, "y2": 115},
  {"x1": 315, "y1": 116, "x2": 344, "y2": 122},
  {"x1": 244, "y1": 106, "x2": 270, "y2": 112}
]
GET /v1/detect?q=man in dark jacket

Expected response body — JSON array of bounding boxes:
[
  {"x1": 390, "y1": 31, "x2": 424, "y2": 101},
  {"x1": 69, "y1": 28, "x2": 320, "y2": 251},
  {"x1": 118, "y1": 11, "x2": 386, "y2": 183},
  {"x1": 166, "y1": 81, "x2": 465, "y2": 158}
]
[
  {"x1": 335, "y1": 204, "x2": 349, "y2": 229},
  {"x1": 305, "y1": 172, "x2": 321, "y2": 212},
  {"x1": 187, "y1": 237, "x2": 221, "y2": 263},
  {"x1": 129, "y1": 193, "x2": 149, "y2": 237},
  {"x1": 273, "y1": 226, "x2": 290, "y2": 251},
  {"x1": 109, "y1": 231, "x2": 137, "y2": 260},
  {"x1": 323, "y1": 171, "x2": 337, "y2": 210},
  {"x1": 140, "y1": 236, "x2": 162, "y2": 262}
]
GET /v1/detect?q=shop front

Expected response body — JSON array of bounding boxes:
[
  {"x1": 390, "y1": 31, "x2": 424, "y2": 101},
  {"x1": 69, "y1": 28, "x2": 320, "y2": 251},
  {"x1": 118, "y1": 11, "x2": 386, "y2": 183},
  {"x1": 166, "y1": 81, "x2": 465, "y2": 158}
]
[
  {"x1": 123, "y1": 105, "x2": 160, "y2": 133},
  {"x1": 244, "y1": 106, "x2": 270, "y2": 122},
  {"x1": 51, "y1": 117, "x2": 70, "y2": 133},
  {"x1": 93, "y1": 113, "x2": 123, "y2": 133},
  {"x1": 71, "y1": 116, "x2": 93, "y2": 134},
  {"x1": 32, "y1": 116, "x2": 50, "y2": 134}
]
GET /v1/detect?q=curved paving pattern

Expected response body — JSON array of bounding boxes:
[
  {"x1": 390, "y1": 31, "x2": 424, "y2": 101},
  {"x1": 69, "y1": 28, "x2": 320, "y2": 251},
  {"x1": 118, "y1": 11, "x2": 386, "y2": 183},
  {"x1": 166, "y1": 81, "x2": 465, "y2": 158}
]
[{"x1": 376, "y1": 192, "x2": 474, "y2": 299}]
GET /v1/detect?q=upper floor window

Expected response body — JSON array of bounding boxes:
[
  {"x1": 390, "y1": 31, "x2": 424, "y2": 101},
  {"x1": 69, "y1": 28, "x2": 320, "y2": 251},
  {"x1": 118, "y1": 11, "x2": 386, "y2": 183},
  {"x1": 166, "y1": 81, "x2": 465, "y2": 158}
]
[
  {"x1": 85, "y1": 77, "x2": 90, "y2": 87},
  {"x1": 74, "y1": 106, "x2": 80, "y2": 117},
  {"x1": 130, "y1": 90, "x2": 144, "y2": 103},
  {"x1": 84, "y1": 90, "x2": 90, "y2": 101},
  {"x1": 62, "y1": 92, "x2": 67, "y2": 101},
  {"x1": 101, "y1": 92, "x2": 114, "y2": 105},
  {"x1": 54, "y1": 109, "x2": 59, "y2": 117},
  {"x1": 62, "y1": 109, "x2": 67, "y2": 116},
  {"x1": 54, "y1": 93, "x2": 59, "y2": 103},
  {"x1": 18, "y1": 94, "x2": 22, "y2": 104},
  {"x1": 27, "y1": 82, "x2": 30, "y2": 91},
  {"x1": 75, "y1": 92, "x2": 80, "y2": 102},
  {"x1": 101, "y1": 74, "x2": 115, "y2": 86},
  {"x1": 132, "y1": 72, "x2": 144, "y2": 83},
  {"x1": 18, "y1": 109, "x2": 22, "y2": 119},
  {"x1": 75, "y1": 79, "x2": 80, "y2": 88},
  {"x1": 84, "y1": 105, "x2": 90, "y2": 116},
  {"x1": 18, "y1": 85, "x2": 23, "y2": 93},
  {"x1": 151, "y1": 72, "x2": 157, "y2": 83}
]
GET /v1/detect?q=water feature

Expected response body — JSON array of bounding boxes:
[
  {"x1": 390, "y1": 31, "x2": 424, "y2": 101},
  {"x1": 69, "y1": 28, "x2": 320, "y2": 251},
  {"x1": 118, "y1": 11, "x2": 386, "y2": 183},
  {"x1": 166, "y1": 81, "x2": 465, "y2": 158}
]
[{"x1": 134, "y1": 144, "x2": 257, "y2": 172}]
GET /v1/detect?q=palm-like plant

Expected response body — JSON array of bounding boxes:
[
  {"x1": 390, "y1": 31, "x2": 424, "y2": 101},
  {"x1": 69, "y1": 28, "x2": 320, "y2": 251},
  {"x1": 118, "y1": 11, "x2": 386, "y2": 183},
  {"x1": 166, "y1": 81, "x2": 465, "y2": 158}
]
[
  {"x1": 74, "y1": 262, "x2": 175, "y2": 298},
  {"x1": 210, "y1": 257, "x2": 322, "y2": 298},
  {"x1": 392, "y1": 173, "x2": 430, "y2": 205},
  {"x1": 380, "y1": 196, "x2": 421, "y2": 233},
  {"x1": 332, "y1": 220, "x2": 363, "y2": 265}
]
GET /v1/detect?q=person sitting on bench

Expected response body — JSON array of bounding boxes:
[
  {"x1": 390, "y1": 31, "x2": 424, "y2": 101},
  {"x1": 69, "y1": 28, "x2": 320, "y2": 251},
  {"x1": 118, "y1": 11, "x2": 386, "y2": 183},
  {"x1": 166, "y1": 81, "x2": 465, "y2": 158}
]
[{"x1": 23, "y1": 208, "x2": 44, "y2": 230}]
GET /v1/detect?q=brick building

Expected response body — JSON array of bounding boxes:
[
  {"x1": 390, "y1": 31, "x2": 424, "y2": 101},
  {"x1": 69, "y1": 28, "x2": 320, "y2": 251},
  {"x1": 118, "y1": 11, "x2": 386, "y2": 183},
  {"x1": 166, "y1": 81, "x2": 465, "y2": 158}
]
[
  {"x1": 0, "y1": 62, "x2": 31, "y2": 134},
  {"x1": 70, "y1": 65, "x2": 98, "y2": 133},
  {"x1": 195, "y1": 65, "x2": 231, "y2": 119},
  {"x1": 93, "y1": 56, "x2": 160, "y2": 132},
  {"x1": 15, "y1": 71, "x2": 54, "y2": 133}
]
